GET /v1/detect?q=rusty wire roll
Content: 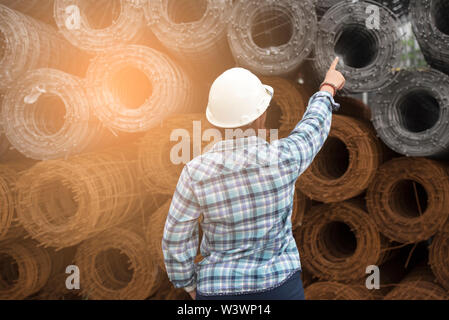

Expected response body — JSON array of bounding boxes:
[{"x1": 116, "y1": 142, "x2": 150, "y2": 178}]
[
  {"x1": 75, "y1": 223, "x2": 163, "y2": 300},
  {"x1": 366, "y1": 157, "x2": 449, "y2": 243},
  {"x1": 144, "y1": 0, "x2": 235, "y2": 80},
  {"x1": 1, "y1": 68, "x2": 111, "y2": 161},
  {"x1": 0, "y1": 240, "x2": 53, "y2": 299},
  {"x1": 259, "y1": 77, "x2": 306, "y2": 139},
  {"x1": 410, "y1": 0, "x2": 449, "y2": 76},
  {"x1": 228, "y1": 0, "x2": 316, "y2": 77},
  {"x1": 15, "y1": 147, "x2": 150, "y2": 249},
  {"x1": 296, "y1": 200, "x2": 392, "y2": 282},
  {"x1": 0, "y1": 5, "x2": 84, "y2": 91},
  {"x1": 297, "y1": 115, "x2": 384, "y2": 203},
  {"x1": 314, "y1": 0, "x2": 403, "y2": 92},
  {"x1": 384, "y1": 267, "x2": 449, "y2": 300},
  {"x1": 138, "y1": 114, "x2": 214, "y2": 195},
  {"x1": 86, "y1": 45, "x2": 199, "y2": 133},
  {"x1": 35, "y1": 272, "x2": 81, "y2": 300},
  {"x1": 54, "y1": 0, "x2": 147, "y2": 53},
  {"x1": 429, "y1": 230, "x2": 449, "y2": 292},
  {"x1": 305, "y1": 281, "x2": 376, "y2": 300},
  {"x1": 370, "y1": 69, "x2": 449, "y2": 158}
]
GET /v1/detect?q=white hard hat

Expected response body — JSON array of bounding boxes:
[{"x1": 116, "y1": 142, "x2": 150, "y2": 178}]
[{"x1": 206, "y1": 68, "x2": 274, "y2": 129}]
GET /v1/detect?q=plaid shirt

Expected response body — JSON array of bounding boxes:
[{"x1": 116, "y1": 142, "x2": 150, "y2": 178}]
[{"x1": 162, "y1": 91, "x2": 338, "y2": 295}]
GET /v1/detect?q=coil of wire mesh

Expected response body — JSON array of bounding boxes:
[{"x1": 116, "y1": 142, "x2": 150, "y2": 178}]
[
  {"x1": 297, "y1": 115, "x2": 385, "y2": 203},
  {"x1": 315, "y1": 0, "x2": 410, "y2": 17},
  {"x1": 144, "y1": 0, "x2": 235, "y2": 81},
  {"x1": 1, "y1": 68, "x2": 112, "y2": 160},
  {"x1": 15, "y1": 147, "x2": 149, "y2": 249},
  {"x1": 366, "y1": 157, "x2": 449, "y2": 244},
  {"x1": 54, "y1": 0, "x2": 148, "y2": 53},
  {"x1": 384, "y1": 267, "x2": 449, "y2": 300},
  {"x1": 410, "y1": 0, "x2": 449, "y2": 76},
  {"x1": 295, "y1": 200, "x2": 393, "y2": 282},
  {"x1": 0, "y1": 124, "x2": 10, "y2": 157},
  {"x1": 429, "y1": 228, "x2": 449, "y2": 292},
  {"x1": 0, "y1": 5, "x2": 85, "y2": 91},
  {"x1": 0, "y1": 240, "x2": 74, "y2": 299},
  {"x1": 138, "y1": 113, "x2": 214, "y2": 195},
  {"x1": 228, "y1": 0, "x2": 317, "y2": 77},
  {"x1": 313, "y1": 0, "x2": 403, "y2": 92},
  {"x1": 370, "y1": 69, "x2": 449, "y2": 159},
  {"x1": 86, "y1": 45, "x2": 200, "y2": 133},
  {"x1": 75, "y1": 223, "x2": 164, "y2": 300}
]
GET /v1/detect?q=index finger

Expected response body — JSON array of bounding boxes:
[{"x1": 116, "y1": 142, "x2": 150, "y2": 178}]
[{"x1": 330, "y1": 57, "x2": 339, "y2": 70}]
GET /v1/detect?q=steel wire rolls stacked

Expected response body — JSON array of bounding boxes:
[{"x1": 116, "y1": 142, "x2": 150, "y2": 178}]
[
  {"x1": 1, "y1": 68, "x2": 110, "y2": 160},
  {"x1": 314, "y1": 0, "x2": 403, "y2": 92},
  {"x1": 305, "y1": 281, "x2": 377, "y2": 300},
  {"x1": 370, "y1": 69, "x2": 449, "y2": 158},
  {"x1": 0, "y1": 5, "x2": 84, "y2": 91},
  {"x1": 228, "y1": 0, "x2": 317, "y2": 77},
  {"x1": 14, "y1": 147, "x2": 148, "y2": 249},
  {"x1": 429, "y1": 226, "x2": 449, "y2": 292},
  {"x1": 0, "y1": 0, "x2": 55, "y2": 23},
  {"x1": 86, "y1": 45, "x2": 199, "y2": 133},
  {"x1": 410, "y1": 0, "x2": 449, "y2": 76},
  {"x1": 144, "y1": 0, "x2": 235, "y2": 80},
  {"x1": 54, "y1": 0, "x2": 148, "y2": 53},
  {"x1": 316, "y1": 0, "x2": 410, "y2": 17}
]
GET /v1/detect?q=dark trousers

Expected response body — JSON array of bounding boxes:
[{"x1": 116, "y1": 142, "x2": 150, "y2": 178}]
[{"x1": 196, "y1": 270, "x2": 305, "y2": 300}]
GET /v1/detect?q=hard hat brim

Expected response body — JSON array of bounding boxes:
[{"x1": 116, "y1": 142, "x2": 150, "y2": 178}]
[{"x1": 206, "y1": 85, "x2": 274, "y2": 129}]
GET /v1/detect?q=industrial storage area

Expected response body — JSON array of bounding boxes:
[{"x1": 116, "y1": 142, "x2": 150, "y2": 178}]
[{"x1": 0, "y1": 0, "x2": 449, "y2": 300}]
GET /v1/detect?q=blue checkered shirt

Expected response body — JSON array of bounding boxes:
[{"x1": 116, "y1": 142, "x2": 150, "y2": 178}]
[{"x1": 162, "y1": 91, "x2": 338, "y2": 295}]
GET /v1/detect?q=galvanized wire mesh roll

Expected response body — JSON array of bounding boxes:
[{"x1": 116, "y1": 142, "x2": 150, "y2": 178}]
[
  {"x1": 138, "y1": 114, "x2": 213, "y2": 195},
  {"x1": 316, "y1": 0, "x2": 410, "y2": 17},
  {"x1": 305, "y1": 281, "x2": 375, "y2": 300},
  {"x1": 314, "y1": 0, "x2": 403, "y2": 92},
  {"x1": 384, "y1": 267, "x2": 449, "y2": 300},
  {"x1": 144, "y1": 0, "x2": 235, "y2": 80},
  {"x1": 410, "y1": 0, "x2": 449, "y2": 75},
  {"x1": 0, "y1": 5, "x2": 84, "y2": 91},
  {"x1": 1, "y1": 68, "x2": 111, "y2": 161},
  {"x1": 75, "y1": 223, "x2": 163, "y2": 300},
  {"x1": 0, "y1": 0, "x2": 55, "y2": 24},
  {"x1": 0, "y1": 240, "x2": 52, "y2": 299},
  {"x1": 371, "y1": 69, "x2": 449, "y2": 158},
  {"x1": 297, "y1": 115, "x2": 384, "y2": 203},
  {"x1": 228, "y1": 0, "x2": 316, "y2": 77},
  {"x1": 259, "y1": 77, "x2": 306, "y2": 138},
  {"x1": 86, "y1": 45, "x2": 199, "y2": 133},
  {"x1": 295, "y1": 200, "x2": 392, "y2": 282},
  {"x1": 15, "y1": 147, "x2": 149, "y2": 249},
  {"x1": 429, "y1": 230, "x2": 449, "y2": 292},
  {"x1": 366, "y1": 157, "x2": 449, "y2": 243},
  {"x1": 54, "y1": 0, "x2": 147, "y2": 52}
]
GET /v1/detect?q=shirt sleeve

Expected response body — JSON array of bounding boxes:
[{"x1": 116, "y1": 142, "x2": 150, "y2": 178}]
[
  {"x1": 162, "y1": 165, "x2": 201, "y2": 292},
  {"x1": 275, "y1": 91, "x2": 339, "y2": 176}
]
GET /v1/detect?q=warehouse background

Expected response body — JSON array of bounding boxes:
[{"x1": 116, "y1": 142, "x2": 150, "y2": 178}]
[{"x1": 0, "y1": 0, "x2": 449, "y2": 300}]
